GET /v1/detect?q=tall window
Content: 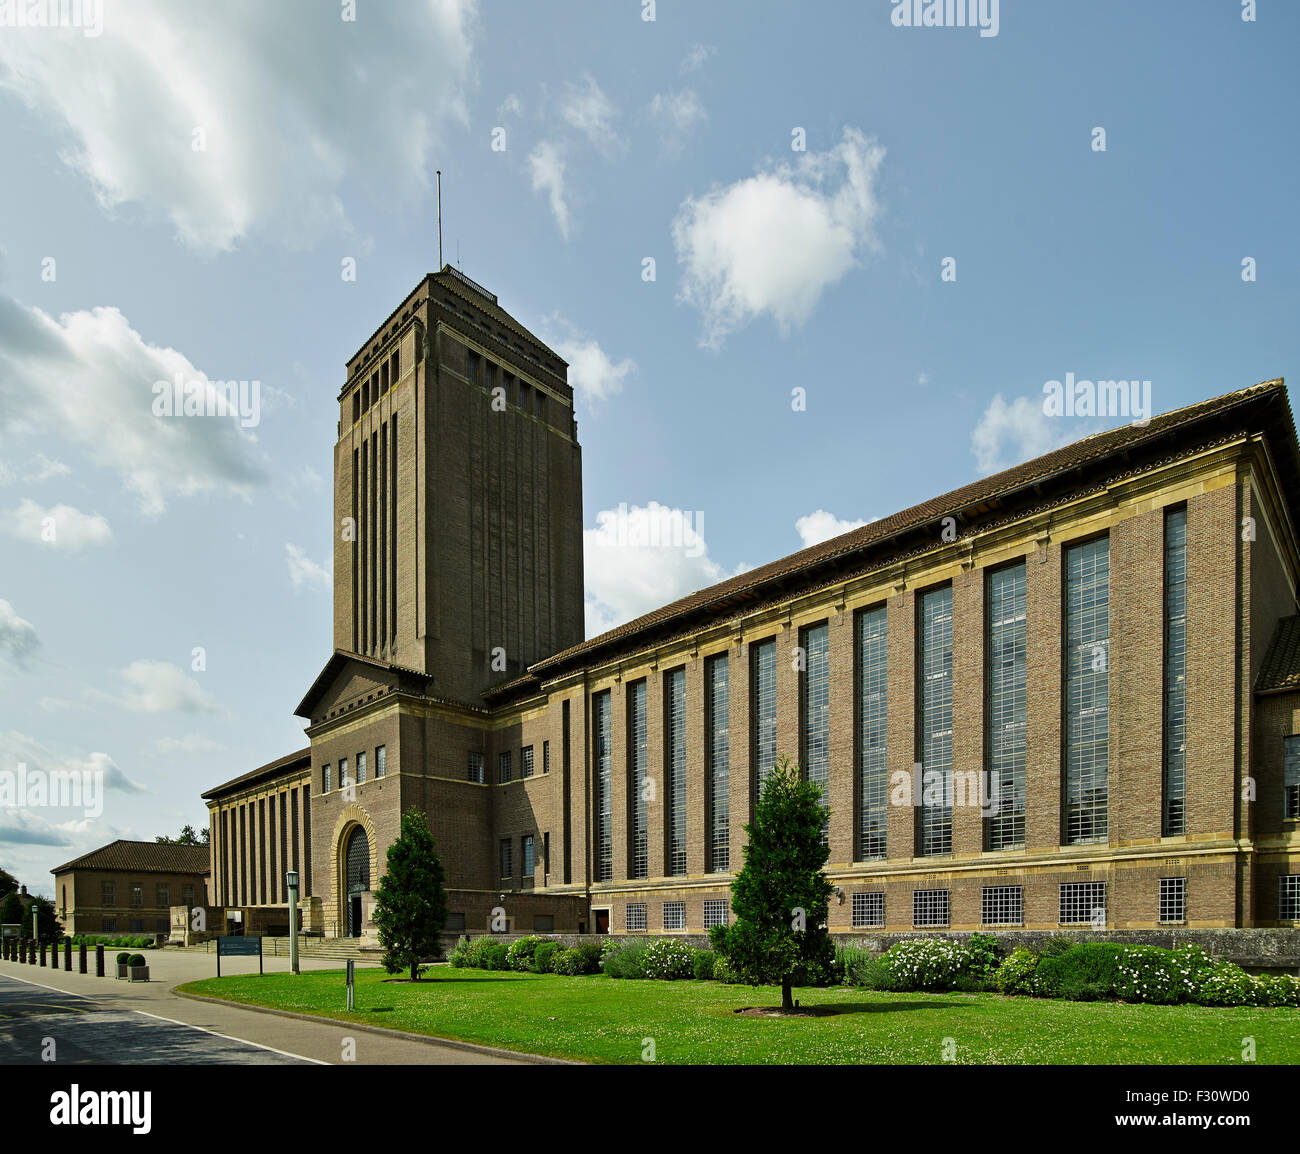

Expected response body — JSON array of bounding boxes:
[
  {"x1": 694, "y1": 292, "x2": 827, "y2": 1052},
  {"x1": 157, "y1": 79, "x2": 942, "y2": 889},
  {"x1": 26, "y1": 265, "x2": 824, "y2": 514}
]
[
  {"x1": 130, "y1": 883, "x2": 143, "y2": 907},
  {"x1": 919, "y1": 586, "x2": 954, "y2": 856},
  {"x1": 467, "y1": 752, "x2": 484, "y2": 784},
  {"x1": 323, "y1": 763, "x2": 331, "y2": 793},
  {"x1": 376, "y1": 745, "x2": 386, "y2": 778},
  {"x1": 356, "y1": 751, "x2": 367, "y2": 784},
  {"x1": 543, "y1": 740, "x2": 550, "y2": 775},
  {"x1": 801, "y1": 623, "x2": 831, "y2": 846},
  {"x1": 986, "y1": 563, "x2": 1027, "y2": 850},
  {"x1": 594, "y1": 691, "x2": 613, "y2": 882},
  {"x1": 1065, "y1": 537, "x2": 1110, "y2": 844},
  {"x1": 666, "y1": 668, "x2": 687, "y2": 876},
  {"x1": 522, "y1": 834, "x2": 535, "y2": 878},
  {"x1": 857, "y1": 607, "x2": 888, "y2": 860},
  {"x1": 629, "y1": 680, "x2": 648, "y2": 879},
  {"x1": 1163, "y1": 508, "x2": 1188, "y2": 835},
  {"x1": 752, "y1": 639, "x2": 778, "y2": 793},
  {"x1": 522, "y1": 746, "x2": 534, "y2": 778},
  {"x1": 339, "y1": 756, "x2": 349, "y2": 789},
  {"x1": 101, "y1": 882, "x2": 114, "y2": 907},
  {"x1": 1285, "y1": 737, "x2": 1300, "y2": 820},
  {"x1": 706, "y1": 655, "x2": 730, "y2": 872},
  {"x1": 500, "y1": 839, "x2": 512, "y2": 880},
  {"x1": 498, "y1": 751, "x2": 512, "y2": 784}
]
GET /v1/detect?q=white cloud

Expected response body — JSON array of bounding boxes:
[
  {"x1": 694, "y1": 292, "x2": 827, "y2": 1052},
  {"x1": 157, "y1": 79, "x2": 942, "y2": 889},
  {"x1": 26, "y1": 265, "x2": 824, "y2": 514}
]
[
  {"x1": 0, "y1": 731, "x2": 146, "y2": 796},
  {"x1": 672, "y1": 126, "x2": 886, "y2": 348},
  {"x1": 559, "y1": 74, "x2": 621, "y2": 156},
  {"x1": 795, "y1": 509, "x2": 875, "y2": 548},
  {"x1": 0, "y1": 0, "x2": 480, "y2": 252},
  {"x1": 286, "y1": 543, "x2": 332, "y2": 592},
  {"x1": 0, "y1": 295, "x2": 267, "y2": 515},
  {"x1": 0, "y1": 453, "x2": 70, "y2": 485},
  {"x1": 1, "y1": 499, "x2": 112, "y2": 550},
  {"x1": 528, "y1": 140, "x2": 571, "y2": 240},
  {"x1": 497, "y1": 93, "x2": 523, "y2": 119},
  {"x1": 0, "y1": 809, "x2": 73, "y2": 847},
  {"x1": 917, "y1": 372, "x2": 929, "y2": 386},
  {"x1": 584, "y1": 502, "x2": 742, "y2": 637},
  {"x1": 971, "y1": 393, "x2": 1094, "y2": 475},
  {"x1": 114, "y1": 661, "x2": 221, "y2": 715},
  {"x1": 0, "y1": 599, "x2": 39, "y2": 669},
  {"x1": 681, "y1": 43, "x2": 716, "y2": 72},
  {"x1": 648, "y1": 88, "x2": 705, "y2": 154},
  {"x1": 540, "y1": 317, "x2": 635, "y2": 405}
]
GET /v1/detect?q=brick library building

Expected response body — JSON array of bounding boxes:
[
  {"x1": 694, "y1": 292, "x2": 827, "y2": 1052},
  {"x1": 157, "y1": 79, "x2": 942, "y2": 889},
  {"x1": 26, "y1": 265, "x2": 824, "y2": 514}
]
[{"x1": 203, "y1": 267, "x2": 1300, "y2": 942}]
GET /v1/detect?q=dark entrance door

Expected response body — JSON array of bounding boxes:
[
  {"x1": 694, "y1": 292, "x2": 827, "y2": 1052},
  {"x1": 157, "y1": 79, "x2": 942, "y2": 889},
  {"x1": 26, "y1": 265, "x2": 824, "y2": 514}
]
[
  {"x1": 594, "y1": 910, "x2": 609, "y2": 935},
  {"x1": 345, "y1": 827, "x2": 370, "y2": 938}
]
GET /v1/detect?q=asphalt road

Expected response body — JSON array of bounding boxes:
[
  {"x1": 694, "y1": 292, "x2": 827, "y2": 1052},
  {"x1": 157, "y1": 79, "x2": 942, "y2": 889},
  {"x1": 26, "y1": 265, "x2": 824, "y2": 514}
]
[
  {"x1": 0, "y1": 974, "x2": 313, "y2": 1064},
  {"x1": 0, "y1": 952, "x2": 533, "y2": 1065}
]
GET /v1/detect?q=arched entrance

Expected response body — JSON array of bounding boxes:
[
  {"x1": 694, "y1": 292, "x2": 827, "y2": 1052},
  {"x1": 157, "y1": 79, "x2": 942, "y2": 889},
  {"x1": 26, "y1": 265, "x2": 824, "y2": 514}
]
[{"x1": 344, "y1": 826, "x2": 370, "y2": 938}]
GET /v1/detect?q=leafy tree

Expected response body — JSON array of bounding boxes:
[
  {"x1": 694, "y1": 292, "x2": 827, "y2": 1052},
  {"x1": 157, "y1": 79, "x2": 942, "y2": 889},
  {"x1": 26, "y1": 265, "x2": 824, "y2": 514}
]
[
  {"x1": 156, "y1": 824, "x2": 209, "y2": 846},
  {"x1": 371, "y1": 809, "x2": 448, "y2": 981},
  {"x1": 0, "y1": 890, "x2": 23, "y2": 932},
  {"x1": 710, "y1": 756, "x2": 835, "y2": 1013},
  {"x1": 0, "y1": 865, "x2": 18, "y2": 898},
  {"x1": 28, "y1": 896, "x2": 62, "y2": 942}
]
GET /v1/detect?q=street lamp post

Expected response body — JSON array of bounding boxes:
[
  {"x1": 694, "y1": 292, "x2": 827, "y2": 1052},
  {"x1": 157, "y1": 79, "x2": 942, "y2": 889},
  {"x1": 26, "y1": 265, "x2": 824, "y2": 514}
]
[{"x1": 285, "y1": 871, "x2": 300, "y2": 975}]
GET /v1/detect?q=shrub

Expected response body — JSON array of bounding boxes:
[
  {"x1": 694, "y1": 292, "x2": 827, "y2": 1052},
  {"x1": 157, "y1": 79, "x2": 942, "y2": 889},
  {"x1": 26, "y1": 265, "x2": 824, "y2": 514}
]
[
  {"x1": 844, "y1": 954, "x2": 893, "y2": 990},
  {"x1": 448, "y1": 935, "x2": 472, "y2": 968},
  {"x1": 642, "y1": 938, "x2": 696, "y2": 980},
  {"x1": 994, "y1": 946, "x2": 1039, "y2": 995},
  {"x1": 552, "y1": 942, "x2": 602, "y2": 976},
  {"x1": 1113, "y1": 945, "x2": 1184, "y2": 1005},
  {"x1": 692, "y1": 950, "x2": 716, "y2": 981},
  {"x1": 1193, "y1": 961, "x2": 1258, "y2": 1007},
  {"x1": 712, "y1": 955, "x2": 738, "y2": 983},
  {"x1": 1034, "y1": 943, "x2": 1123, "y2": 1000},
  {"x1": 506, "y1": 935, "x2": 548, "y2": 973},
  {"x1": 834, "y1": 945, "x2": 871, "y2": 984},
  {"x1": 128, "y1": 954, "x2": 146, "y2": 967},
  {"x1": 876, "y1": 939, "x2": 974, "y2": 991},
  {"x1": 965, "y1": 933, "x2": 1002, "y2": 978},
  {"x1": 1037, "y1": 935, "x2": 1077, "y2": 959},
  {"x1": 601, "y1": 941, "x2": 649, "y2": 979},
  {"x1": 599, "y1": 937, "x2": 623, "y2": 960},
  {"x1": 533, "y1": 942, "x2": 561, "y2": 974},
  {"x1": 481, "y1": 943, "x2": 510, "y2": 971},
  {"x1": 115, "y1": 952, "x2": 131, "y2": 966},
  {"x1": 1254, "y1": 973, "x2": 1300, "y2": 1008}
]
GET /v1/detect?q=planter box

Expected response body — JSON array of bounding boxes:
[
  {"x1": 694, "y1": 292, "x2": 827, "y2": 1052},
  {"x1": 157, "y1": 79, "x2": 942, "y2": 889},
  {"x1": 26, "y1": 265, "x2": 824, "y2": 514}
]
[
  {"x1": 116, "y1": 964, "x2": 129, "y2": 979},
  {"x1": 128, "y1": 966, "x2": 149, "y2": 983}
]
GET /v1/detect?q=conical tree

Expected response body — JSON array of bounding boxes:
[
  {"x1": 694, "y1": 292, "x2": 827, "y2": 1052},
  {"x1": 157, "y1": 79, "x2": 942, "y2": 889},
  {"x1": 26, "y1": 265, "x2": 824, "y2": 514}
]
[
  {"x1": 371, "y1": 809, "x2": 449, "y2": 981},
  {"x1": 710, "y1": 756, "x2": 835, "y2": 1012}
]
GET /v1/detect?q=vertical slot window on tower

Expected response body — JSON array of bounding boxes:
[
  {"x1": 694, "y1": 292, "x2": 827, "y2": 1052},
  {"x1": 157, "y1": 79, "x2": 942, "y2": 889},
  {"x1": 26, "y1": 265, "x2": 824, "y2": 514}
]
[
  {"x1": 706, "y1": 654, "x2": 730, "y2": 873},
  {"x1": 752, "y1": 638, "x2": 777, "y2": 795},
  {"x1": 919, "y1": 586, "x2": 954, "y2": 856},
  {"x1": 629, "y1": 680, "x2": 648, "y2": 879},
  {"x1": 801, "y1": 622, "x2": 830, "y2": 846},
  {"x1": 1065, "y1": 537, "x2": 1110, "y2": 845},
  {"x1": 857, "y1": 607, "x2": 888, "y2": 860},
  {"x1": 522, "y1": 746, "x2": 534, "y2": 778},
  {"x1": 1163, "y1": 508, "x2": 1188, "y2": 836},
  {"x1": 986, "y1": 564, "x2": 1027, "y2": 851},
  {"x1": 594, "y1": 691, "x2": 613, "y2": 883},
  {"x1": 666, "y1": 668, "x2": 687, "y2": 876},
  {"x1": 376, "y1": 745, "x2": 386, "y2": 778},
  {"x1": 498, "y1": 751, "x2": 512, "y2": 784}
]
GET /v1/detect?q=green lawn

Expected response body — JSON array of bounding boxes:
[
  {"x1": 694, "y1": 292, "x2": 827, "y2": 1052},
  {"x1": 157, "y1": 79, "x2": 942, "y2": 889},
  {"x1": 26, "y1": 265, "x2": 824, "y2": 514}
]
[{"x1": 177, "y1": 965, "x2": 1300, "y2": 1064}]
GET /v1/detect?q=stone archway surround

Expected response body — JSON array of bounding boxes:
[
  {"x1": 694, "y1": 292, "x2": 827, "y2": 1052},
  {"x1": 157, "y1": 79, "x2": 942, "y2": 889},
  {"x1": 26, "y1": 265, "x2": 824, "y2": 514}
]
[{"x1": 328, "y1": 804, "x2": 379, "y2": 939}]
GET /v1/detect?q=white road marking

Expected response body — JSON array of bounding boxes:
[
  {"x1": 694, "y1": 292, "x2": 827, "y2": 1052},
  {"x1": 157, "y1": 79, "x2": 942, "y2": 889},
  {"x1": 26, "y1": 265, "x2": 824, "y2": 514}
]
[{"x1": 0, "y1": 972, "x2": 326, "y2": 1064}]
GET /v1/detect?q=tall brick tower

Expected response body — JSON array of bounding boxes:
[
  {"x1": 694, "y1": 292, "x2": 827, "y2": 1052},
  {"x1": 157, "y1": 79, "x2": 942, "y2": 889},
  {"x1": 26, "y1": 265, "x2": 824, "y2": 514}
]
[{"x1": 331, "y1": 266, "x2": 584, "y2": 703}]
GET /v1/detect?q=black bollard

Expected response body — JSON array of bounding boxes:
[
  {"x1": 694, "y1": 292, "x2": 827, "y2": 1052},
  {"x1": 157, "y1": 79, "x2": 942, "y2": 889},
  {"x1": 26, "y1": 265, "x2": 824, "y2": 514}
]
[
  {"x1": 39, "y1": 942, "x2": 47, "y2": 967},
  {"x1": 51, "y1": 941, "x2": 58, "y2": 969},
  {"x1": 94, "y1": 944, "x2": 104, "y2": 977},
  {"x1": 79, "y1": 942, "x2": 87, "y2": 974},
  {"x1": 64, "y1": 938, "x2": 72, "y2": 970}
]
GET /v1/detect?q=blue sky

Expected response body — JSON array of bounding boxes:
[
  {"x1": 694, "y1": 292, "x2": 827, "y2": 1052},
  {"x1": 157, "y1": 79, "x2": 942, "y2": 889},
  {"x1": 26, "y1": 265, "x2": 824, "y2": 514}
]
[{"x1": 0, "y1": 0, "x2": 1296, "y2": 891}]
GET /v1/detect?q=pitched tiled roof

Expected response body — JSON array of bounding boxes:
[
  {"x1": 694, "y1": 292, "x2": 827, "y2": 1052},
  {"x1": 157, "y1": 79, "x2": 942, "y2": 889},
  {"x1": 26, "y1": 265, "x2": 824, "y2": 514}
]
[
  {"x1": 504, "y1": 379, "x2": 1295, "y2": 692},
  {"x1": 1257, "y1": 614, "x2": 1300, "y2": 693},
  {"x1": 201, "y1": 748, "x2": 311, "y2": 801},
  {"x1": 51, "y1": 840, "x2": 209, "y2": 876}
]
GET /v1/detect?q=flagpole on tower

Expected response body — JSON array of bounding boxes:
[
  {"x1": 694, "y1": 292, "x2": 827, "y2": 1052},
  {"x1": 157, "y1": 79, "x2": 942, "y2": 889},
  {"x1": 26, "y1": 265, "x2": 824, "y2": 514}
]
[{"x1": 436, "y1": 170, "x2": 443, "y2": 270}]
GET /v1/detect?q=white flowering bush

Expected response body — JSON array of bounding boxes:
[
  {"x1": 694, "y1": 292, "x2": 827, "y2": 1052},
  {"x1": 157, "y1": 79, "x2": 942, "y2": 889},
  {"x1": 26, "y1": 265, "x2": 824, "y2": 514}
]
[
  {"x1": 641, "y1": 937, "x2": 696, "y2": 980},
  {"x1": 1114, "y1": 945, "x2": 1203, "y2": 1004},
  {"x1": 994, "y1": 946, "x2": 1040, "y2": 995},
  {"x1": 877, "y1": 939, "x2": 974, "y2": 991},
  {"x1": 1254, "y1": 973, "x2": 1300, "y2": 1007},
  {"x1": 1194, "y1": 960, "x2": 1260, "y2": 1006}
]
